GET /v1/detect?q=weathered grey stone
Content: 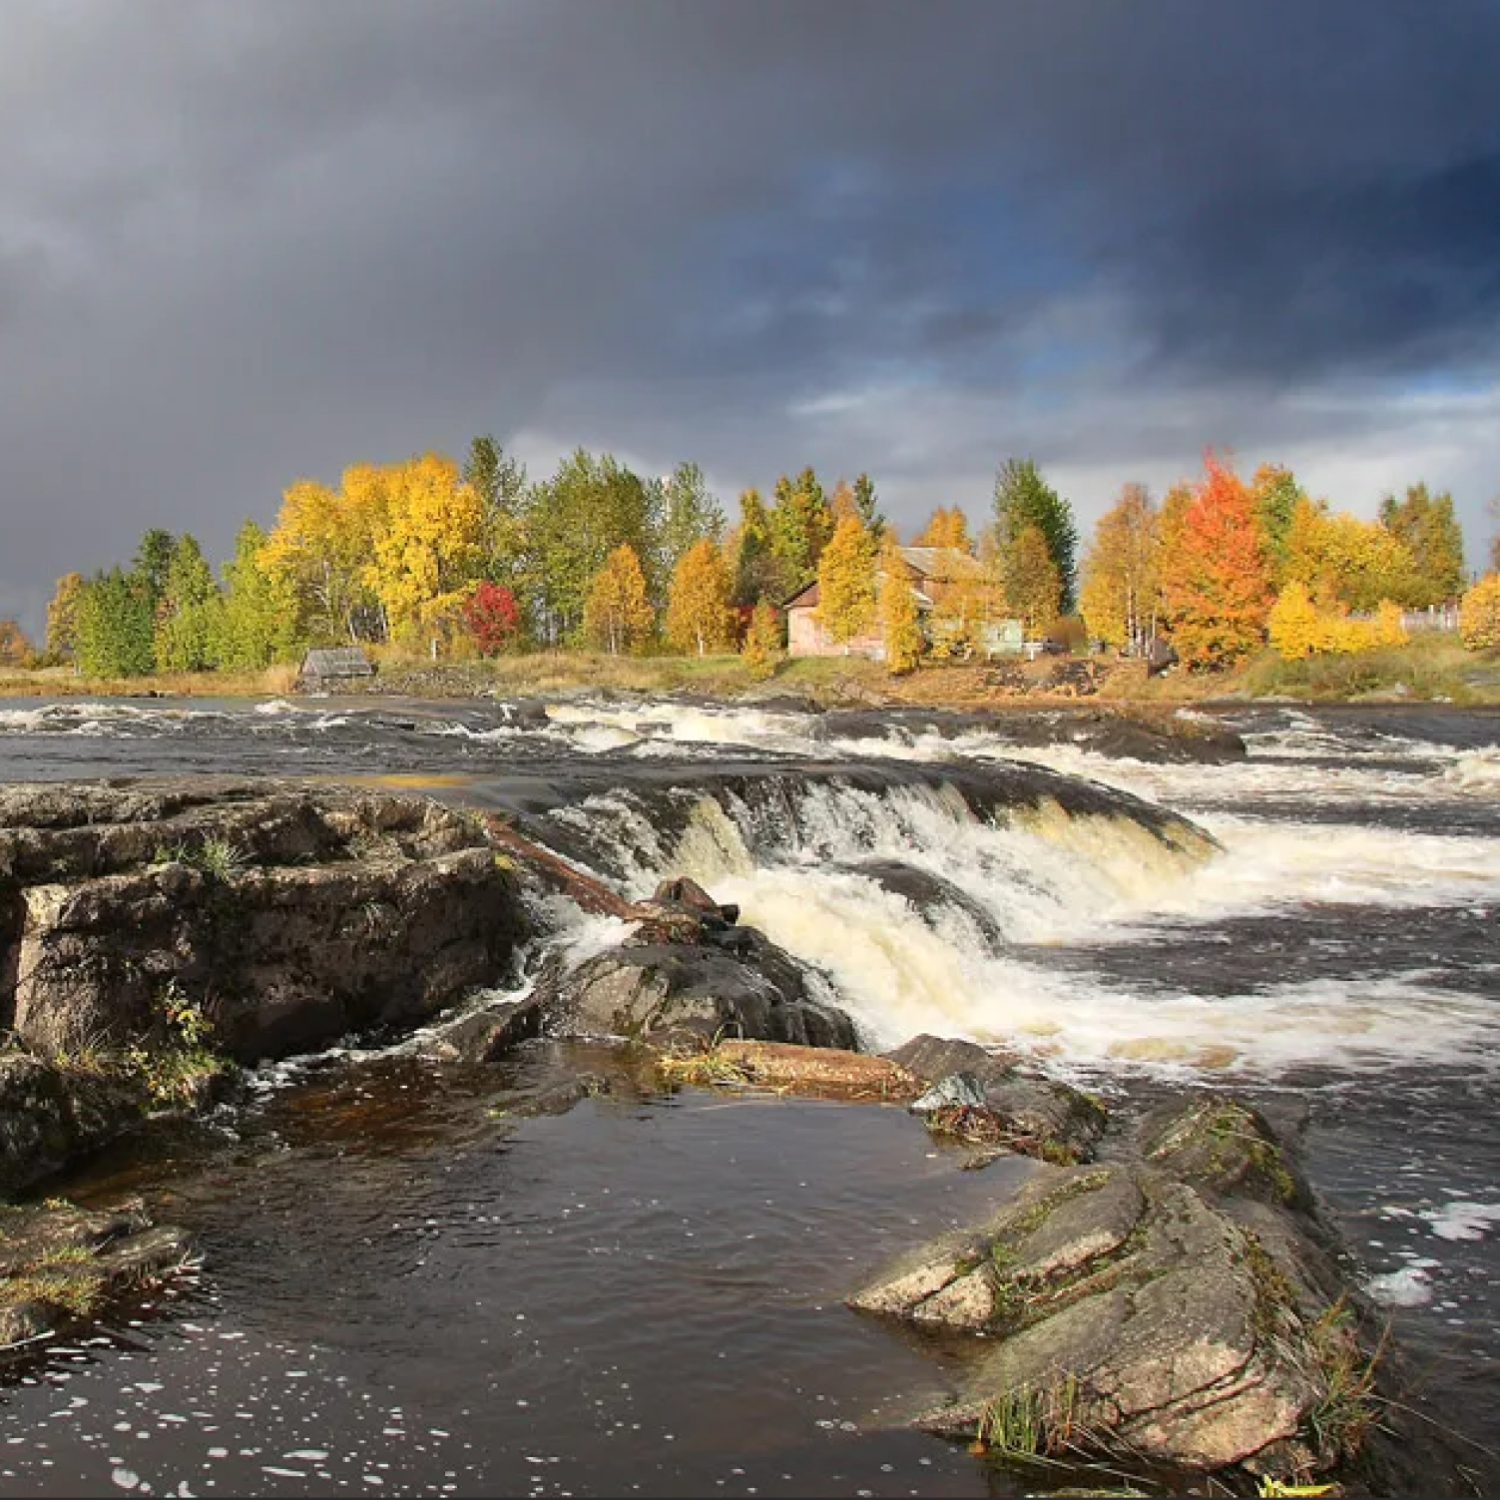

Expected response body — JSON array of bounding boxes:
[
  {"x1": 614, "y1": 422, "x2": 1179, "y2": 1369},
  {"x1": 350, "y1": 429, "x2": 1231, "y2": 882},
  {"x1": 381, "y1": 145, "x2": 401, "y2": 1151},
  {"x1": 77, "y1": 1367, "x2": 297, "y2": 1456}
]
[
  {"x1": 1132, "y1": 1093, "x2": 1312, "y2": 1211},
  {"x1": 851, "y1": 1159, "x2": 1361, "y2": 1480},
  {"x1": 0, "y1": 778, "x2": 529, "y2": 1065},
  {"x1": 884, "y1": 1033, "x2": 1106, "y2": 1162},
  {"x1": 538, "y1": 881, "x2": 857, "y2": 1048},
  {"x1": 540, "y1": 939, "x2": 857, "y2": 1049}
]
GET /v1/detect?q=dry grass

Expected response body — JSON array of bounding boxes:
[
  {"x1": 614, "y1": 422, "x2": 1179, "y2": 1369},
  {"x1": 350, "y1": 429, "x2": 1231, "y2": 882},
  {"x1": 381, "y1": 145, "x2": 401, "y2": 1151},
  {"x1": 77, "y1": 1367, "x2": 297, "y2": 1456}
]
[{"x1": 4, "y1": 633, "x2": 1494, "y2": 707}]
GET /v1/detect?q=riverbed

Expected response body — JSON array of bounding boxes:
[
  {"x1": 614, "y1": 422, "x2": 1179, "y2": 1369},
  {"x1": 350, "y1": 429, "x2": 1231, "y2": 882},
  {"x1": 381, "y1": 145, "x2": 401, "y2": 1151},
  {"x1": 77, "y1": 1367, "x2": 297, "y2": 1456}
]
[{"x1": 0, "y1": 694, "x2": 1497, "y2": 1495}]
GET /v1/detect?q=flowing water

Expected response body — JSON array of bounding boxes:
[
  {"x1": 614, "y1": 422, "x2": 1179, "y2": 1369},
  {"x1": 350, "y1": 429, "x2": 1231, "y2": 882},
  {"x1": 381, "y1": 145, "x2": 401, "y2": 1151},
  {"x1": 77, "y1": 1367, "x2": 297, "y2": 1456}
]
[{"x1": 0, "y1": 692, "x2": 1497, "y2": 1496}]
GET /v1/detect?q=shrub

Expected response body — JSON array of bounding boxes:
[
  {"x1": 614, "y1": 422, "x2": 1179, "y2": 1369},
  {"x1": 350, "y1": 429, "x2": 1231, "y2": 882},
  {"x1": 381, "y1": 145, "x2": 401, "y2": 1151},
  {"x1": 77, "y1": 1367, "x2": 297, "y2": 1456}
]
[{"x1": 1459, "y1": 574, "x2": 1500, "y2": 650}]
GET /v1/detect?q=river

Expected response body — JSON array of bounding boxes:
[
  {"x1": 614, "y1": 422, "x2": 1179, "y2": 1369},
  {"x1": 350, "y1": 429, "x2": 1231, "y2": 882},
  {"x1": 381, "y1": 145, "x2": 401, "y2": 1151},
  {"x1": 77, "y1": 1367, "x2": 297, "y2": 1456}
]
[{"x1": 0, "y1": 692, "x2": 1497, "y2": 1496}]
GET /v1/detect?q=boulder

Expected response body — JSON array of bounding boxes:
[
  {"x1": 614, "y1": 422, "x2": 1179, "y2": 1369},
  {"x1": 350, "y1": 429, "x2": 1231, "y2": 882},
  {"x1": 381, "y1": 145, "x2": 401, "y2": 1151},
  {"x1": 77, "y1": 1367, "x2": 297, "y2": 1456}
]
[
  {"x1": 0, "y1": 1053, "x2": 145, "y2": 1195},
  {"x1": 884, "y1": 1034, "x2": 1107, "y2": 1164},
  {"x1": 539, "y1": 877, "x2": 857, "y2": 1048},
  {"x1": 0, "y1": 777, "x2": 529, "y2": 1064},
  {"x1": 851, "y1": 1159, "x2": 1364, "y2": 1479},
  {"x1": 847, "y1": 1088, "x2": 1432, "y2": 1491},
  {"x1": 537, "y1": 938, "x2": 857, "y2": 1049}
]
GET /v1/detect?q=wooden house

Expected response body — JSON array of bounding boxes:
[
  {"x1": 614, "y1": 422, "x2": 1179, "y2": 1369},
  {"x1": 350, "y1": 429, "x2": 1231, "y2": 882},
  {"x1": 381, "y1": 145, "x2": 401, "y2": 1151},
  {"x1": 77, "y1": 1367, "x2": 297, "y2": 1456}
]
[
  {"x1": 295, "y1": 646, "x2": 376, "y2": 692},
  {"x1": 783, "y1": 546, "x2": 1023, "y2": 661}
]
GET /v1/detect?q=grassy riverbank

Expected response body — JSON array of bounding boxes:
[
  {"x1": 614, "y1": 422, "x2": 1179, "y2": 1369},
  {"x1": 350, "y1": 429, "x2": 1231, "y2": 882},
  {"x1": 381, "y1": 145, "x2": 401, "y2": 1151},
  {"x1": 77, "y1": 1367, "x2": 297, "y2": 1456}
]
[{"x1": 2, "y1": 634, "x2": 1497, "y2": 709}]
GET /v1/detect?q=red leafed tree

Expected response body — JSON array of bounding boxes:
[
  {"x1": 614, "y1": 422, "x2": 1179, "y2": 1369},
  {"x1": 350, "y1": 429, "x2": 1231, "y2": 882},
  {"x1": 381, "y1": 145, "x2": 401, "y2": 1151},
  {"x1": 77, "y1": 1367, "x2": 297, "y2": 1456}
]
[
  {"x1": 1160, "y1": 451, "x2": 1273, "y2": 668},
  {"x1": 461, "y1": 580, "x2": 521, "y2": 656}
]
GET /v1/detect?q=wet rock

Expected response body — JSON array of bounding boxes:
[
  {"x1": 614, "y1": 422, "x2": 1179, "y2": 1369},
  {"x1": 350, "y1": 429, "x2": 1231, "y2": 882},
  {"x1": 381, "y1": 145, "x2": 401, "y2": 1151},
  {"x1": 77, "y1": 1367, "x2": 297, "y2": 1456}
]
[
  {"x1": 1132, "y1": 1093, "x2": 1313, "y2": 1211},
  {"x1": 0, "y1": 1053, "x2": 145, "y2": 1195},
  {"x1": 426, "y1": 995, "x2": 548, "y2": 1065},
  {"x1": 0, "y1": 1195, "x2": 195, "y2": 1355},
  {"x1": 537, "y1": 875, "x2": 858, "y2": 1048},
  {"x1": 851, "y1": 1160, "x2": 1356, "y2": 1479},
  {"x1": 538, "y1": 937, "x2": 857, "y2": 1049},
  {"x1": 0, "y1": 777, "x2": 529, "y2": 1065},
  {"x1": 910, "y1": 1073, "x2": 987, "y2": 1113},
  {"x1": 840, "y1": 860, "x2": 1007, "y2": 952},
  {"x1": 884, "y1": 1034, "x2": 1106, "y2": 1163}
]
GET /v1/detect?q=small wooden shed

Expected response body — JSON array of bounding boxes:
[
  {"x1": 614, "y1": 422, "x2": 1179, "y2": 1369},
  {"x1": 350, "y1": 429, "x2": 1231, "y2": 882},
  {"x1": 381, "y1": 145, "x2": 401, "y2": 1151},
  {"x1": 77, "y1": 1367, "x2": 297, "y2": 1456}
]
[{"x1": 295, "y1": 646, "x2": 376, "y2": 692}]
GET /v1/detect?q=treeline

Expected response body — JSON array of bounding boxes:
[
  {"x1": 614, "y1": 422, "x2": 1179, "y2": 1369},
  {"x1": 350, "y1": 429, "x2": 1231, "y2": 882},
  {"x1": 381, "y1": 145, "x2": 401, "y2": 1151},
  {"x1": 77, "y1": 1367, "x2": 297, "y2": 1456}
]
[{"x1": 13, "y1": 438, "x2": 1499, "y2": 678}]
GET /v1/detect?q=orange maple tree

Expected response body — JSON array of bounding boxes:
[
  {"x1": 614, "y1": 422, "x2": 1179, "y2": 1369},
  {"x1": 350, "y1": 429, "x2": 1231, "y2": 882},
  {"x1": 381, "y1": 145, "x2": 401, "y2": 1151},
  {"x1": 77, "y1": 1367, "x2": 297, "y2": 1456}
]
[{"x1": 1159, "y1": 452, "x2": 1273, "y2": 668}]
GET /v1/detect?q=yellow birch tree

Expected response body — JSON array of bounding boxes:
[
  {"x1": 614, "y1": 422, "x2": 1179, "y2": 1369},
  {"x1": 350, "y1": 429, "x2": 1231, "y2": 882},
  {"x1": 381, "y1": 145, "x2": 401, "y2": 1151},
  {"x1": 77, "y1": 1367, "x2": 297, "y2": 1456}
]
[
  {"x1": 664, "y1": 539, "x2": 733, "y2": 656},
  {"x1": 815, "y1": 515, "x2": 878, "y2": 647},
  {"x1": 879, "y1": 535, "x2": 924, "y2": 674},
  {"x1": 584, "y1": 544, "x2": 654, "y2": 654}
]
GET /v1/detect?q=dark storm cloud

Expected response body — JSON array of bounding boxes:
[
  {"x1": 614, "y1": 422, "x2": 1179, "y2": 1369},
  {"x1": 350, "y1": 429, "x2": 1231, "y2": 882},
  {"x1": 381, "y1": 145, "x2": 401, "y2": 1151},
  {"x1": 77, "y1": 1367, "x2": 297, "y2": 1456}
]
[{"x1": 2, "y1": 1, "x2": 1498, "y2": 633}]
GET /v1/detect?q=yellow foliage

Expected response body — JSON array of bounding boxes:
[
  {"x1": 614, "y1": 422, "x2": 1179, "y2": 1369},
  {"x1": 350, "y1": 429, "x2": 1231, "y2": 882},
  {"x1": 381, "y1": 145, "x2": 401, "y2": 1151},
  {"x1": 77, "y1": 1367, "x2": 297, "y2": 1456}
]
[
  {"x1": 741, "y1": 599, "x2": 783, "y2": 679},
  {"x1": 1270, "y1": 583, "x2": 1409, "y2": 659},
  {"x1": 584, "y1": 544, "x2": 654, "y2": 654},
  {"x1": 879, "y1": 536, "x2": 924, "y2": 674},
  {"x1": 665, "y1": 539, "x2": 733, "y2": 656},
  {"x1": 1459, "y1": 573, "x2": 1500, "y2": 650},
  {"x1": 816, "y1": 515, "x2": 878, "y2": 644},
  {"x1": 364, "y1": 454, "x2": 483, "y2": 637}
]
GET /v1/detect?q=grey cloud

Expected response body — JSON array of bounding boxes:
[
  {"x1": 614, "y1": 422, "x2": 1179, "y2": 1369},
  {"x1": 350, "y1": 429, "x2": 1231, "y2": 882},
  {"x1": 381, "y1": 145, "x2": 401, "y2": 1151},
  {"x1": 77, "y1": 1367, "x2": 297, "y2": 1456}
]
[{"x1": 1, "y1": 1, "x2": 1498, "y2": 637}]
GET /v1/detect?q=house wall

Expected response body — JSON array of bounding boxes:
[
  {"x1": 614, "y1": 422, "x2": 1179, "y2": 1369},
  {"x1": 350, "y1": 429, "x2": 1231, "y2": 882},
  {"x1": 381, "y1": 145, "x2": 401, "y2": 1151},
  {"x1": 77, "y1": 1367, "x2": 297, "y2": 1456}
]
[{"x1": 786, "y1": 606, "x2": 884, "y2": 659}]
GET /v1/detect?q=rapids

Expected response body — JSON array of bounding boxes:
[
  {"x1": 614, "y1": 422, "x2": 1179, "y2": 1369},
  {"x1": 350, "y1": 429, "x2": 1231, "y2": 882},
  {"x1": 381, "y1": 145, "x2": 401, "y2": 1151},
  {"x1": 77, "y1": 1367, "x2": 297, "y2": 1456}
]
[{"x1": 0, "y1": 692, "x2": 1497, "y2": 1494}]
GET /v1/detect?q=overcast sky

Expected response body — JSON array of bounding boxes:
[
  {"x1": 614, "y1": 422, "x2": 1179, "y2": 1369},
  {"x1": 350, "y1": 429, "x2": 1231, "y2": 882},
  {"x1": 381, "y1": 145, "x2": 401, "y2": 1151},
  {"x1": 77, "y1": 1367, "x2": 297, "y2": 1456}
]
[{"x1": 3, "y1": 1, "x2": 1498, "y2": 636}]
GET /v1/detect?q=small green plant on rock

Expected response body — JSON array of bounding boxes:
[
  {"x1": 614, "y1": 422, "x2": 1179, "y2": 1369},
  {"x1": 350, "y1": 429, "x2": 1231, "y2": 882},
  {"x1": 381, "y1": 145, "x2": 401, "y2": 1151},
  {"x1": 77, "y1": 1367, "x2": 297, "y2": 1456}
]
[
  {"x1": 122, "y1": 981, "x2": 227, "y2": 1107},
  {"x1": 1302, "y1": 1298, "x2": 1386, "y2": 1466},
  {"x1": 973, "y1": 1375, "x2": 1088, "y2": 1463}
]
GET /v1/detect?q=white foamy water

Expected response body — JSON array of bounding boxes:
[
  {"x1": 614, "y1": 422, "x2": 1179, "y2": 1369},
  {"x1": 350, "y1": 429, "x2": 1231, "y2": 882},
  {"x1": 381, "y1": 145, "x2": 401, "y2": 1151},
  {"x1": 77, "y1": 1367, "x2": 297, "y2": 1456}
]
[{"x1": 543, "y1": 769, "x2": 1500, "y2": 1078}]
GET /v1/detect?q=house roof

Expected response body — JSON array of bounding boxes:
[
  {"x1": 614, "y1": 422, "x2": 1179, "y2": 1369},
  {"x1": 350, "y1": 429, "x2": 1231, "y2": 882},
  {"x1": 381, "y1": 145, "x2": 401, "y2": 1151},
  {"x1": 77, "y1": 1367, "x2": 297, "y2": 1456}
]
[
  {"x1": 897, "y1": 546, "x2": 986, "y2": 582},
  {"x1": 299, "y1": 646, "x2": 375, "y2": 676}
]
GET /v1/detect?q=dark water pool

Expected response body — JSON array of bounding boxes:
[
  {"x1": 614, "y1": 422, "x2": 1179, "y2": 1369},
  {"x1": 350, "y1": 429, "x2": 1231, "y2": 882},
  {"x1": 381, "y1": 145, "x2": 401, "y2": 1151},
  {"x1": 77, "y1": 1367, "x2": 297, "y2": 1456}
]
[{"x1": 0, "y1": 1050, "x2": 1046, "y2": 1498}]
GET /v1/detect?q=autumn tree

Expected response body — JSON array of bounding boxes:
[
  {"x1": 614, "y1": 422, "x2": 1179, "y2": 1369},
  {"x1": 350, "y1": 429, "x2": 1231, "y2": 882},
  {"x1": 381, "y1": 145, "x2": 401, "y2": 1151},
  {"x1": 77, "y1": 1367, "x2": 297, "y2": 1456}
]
[
  {"x1": 816, "y1": 515, "x2": 878, "y2": 646},
  {"x1": 364, "y1": 453, "x2": 484, "y2": 652},
  {"x1": 1078, "y1": 483, "x2": 1160, "y2": 652},
  {"x1": 1459, "y1": 574, "x2": 1500, "y2": 650},
  {"x1": 262, "y1": 473, "x2": 384, "y2": 644},
  {"x1": 461, "y1": 580, "x2": 522, "y2": 656},
  {"x1": 659, "y1": 461, "x2": 725, "y2": 582},
  {"x1": 45, "y1": 572, "x2": 84, "y2": 663},
  {"x1": 154, "y1": 534, "x2": 223, "y2": 673},
  {"x1": 0, "y1": 619, "x2": 33, "y2": 667},
  {"x1": 1003, "y1": 525, "x2": 1063, "y2": 636},
  {"x1": 1270, "y1": 581, "x2": 1409, "y2": 658},
  {"x1": 1379, "y1": 483, "x2": 1466, "y2": 605},
  {"x1": 1250, "y1": 464, "x2": 1306, "y2": 585},
  {"x1": 665, "y1": 538, "x2": 733, "y2": 656},
  {"x1": 583, "y1": 544, "x2": 654, "y2": 655},
  {"x1": 525, "y1": 450, "x2": 660, "y2": 644},
  {"x1": 1159, "y1": 453, "x2": 1274, "y2": 668},
  {"x1": 915, "y1": 507, "x2": 972, "y2": 551},
  {"x1": 1283, "y1": 499, "x2": 1418, "y2": 611},
  {"x1": 769, "y1": 467, "x2": 833, "y2": 591},
  {"x1": 217, "y1": 521, "x2": 298, "y2": 670},
  {"x1": 464, "y1": 435, "x2": 529, "y2": 593},
  {"x1": 828, "y1": 479, "x2": 859, "y2": 524},
  {"x1": 992, "y1": 458, "x2": 1079, "y2": 612},
  {"x1": 727, "y1": 488, "x2": 785, "y2": 607},
  {"x1": 878, "y1": 535, "x2": 924, "y2": 674},
  {"x1": 741, "y1": 599, "x2": 783, "y2": 679}
]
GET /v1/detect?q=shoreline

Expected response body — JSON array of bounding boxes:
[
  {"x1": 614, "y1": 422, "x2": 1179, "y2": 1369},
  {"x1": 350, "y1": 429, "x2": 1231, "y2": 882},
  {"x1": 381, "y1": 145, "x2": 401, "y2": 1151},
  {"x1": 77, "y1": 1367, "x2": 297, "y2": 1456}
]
[{"x1": 3, "y1": 636, "x2": 1498, "y2": 713}]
